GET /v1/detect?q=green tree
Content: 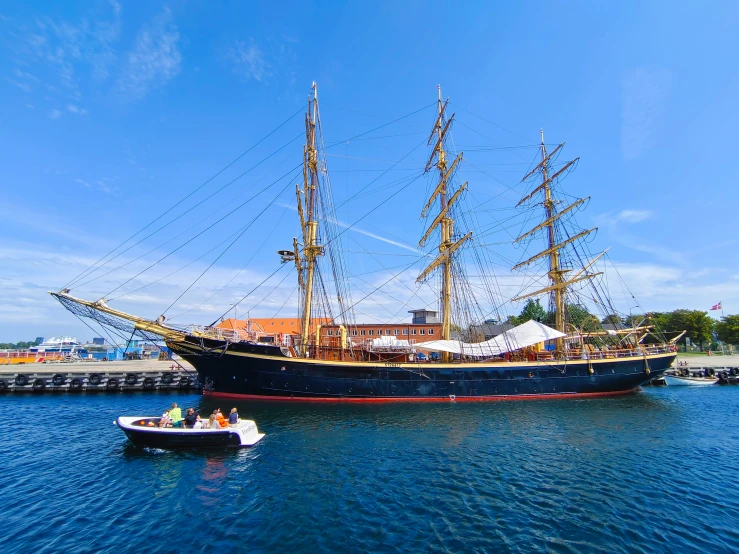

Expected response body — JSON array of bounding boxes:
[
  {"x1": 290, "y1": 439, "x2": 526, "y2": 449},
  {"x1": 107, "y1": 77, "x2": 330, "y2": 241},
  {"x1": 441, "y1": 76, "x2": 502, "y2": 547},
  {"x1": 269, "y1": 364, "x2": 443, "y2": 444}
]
[
  {"x1": 665, "y1": 309, "x2": 714, "y2": 349},
  {"x1": 517, "y1": 299, "x2": 547, "y2": 324},
  {"x1": 601, "y1": 314, "x2": 622, "y2": 326},
  {"x1": 715, "y1": 314, "x2": 739, "y2": 345},
  {"x1": 505, "y1": 314, "x2": 520, "y2": 326},
  {"x1": 565, "y1": 304, "x2": 595, "y2": 329}
]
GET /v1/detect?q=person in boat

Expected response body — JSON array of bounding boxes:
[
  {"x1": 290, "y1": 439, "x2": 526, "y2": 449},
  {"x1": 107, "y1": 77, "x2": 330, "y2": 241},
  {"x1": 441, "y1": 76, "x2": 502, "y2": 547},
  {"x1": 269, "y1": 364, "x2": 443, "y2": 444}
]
[
  {"x1": 208, "y1": 413, "x2": 218, "y2": 429},
  {"x1": 215, "y1": 408, "x2": 229, "y2": 428},
  {"x1": 158, "y1": 408, "x2": 172, "y2": 428},
  {"x1": 228, "y1": 407, "x2": 239, "y2": 427},
  {"x1": 170, "y1": 403, "x2": 183, "y2": 427},
  {"x1": 183, "y1": 408, "x2": 199, "y2": 429}
]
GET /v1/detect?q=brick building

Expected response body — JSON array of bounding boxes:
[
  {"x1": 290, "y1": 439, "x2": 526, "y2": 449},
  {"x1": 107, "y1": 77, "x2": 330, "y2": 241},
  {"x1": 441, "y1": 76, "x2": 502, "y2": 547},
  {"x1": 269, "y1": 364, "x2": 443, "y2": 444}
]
[{"x1": 318, "y1": 309, "x2": 442, "y2": 348}]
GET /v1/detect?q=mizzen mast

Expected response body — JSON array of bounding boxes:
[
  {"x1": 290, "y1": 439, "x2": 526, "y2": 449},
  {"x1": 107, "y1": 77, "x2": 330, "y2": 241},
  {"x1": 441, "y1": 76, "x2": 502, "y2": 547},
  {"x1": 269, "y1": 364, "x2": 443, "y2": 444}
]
[
  {"x1": 512, "y1": 131, "x2": 600, "y2": 351},
  {"x1": 296, "y1": 82, "x2": 324, "y2": 357},
  {"x1": 417, "y1": 86, "x2": 471, "y2": 361}
]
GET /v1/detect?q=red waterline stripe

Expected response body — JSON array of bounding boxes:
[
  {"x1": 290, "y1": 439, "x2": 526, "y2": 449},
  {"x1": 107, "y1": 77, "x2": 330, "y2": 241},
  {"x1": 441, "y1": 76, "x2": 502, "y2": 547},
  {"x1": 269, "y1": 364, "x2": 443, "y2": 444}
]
[{"x1": 204, "y1": 389, "x2": 637, "y2": 403}]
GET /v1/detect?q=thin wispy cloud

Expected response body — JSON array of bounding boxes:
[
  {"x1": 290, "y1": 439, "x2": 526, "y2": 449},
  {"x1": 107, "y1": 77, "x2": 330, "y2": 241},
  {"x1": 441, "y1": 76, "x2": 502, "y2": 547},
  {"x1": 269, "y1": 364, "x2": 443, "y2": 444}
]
[
  {"x1": 340, "y1": 221, "x2": 419, "y2": 253},
  {"x1": 621, "y1": 67, "x2": 671, "y2": 160},
  {"x1": 6, "y1": 78, "x2": 32, "y2": 92},
  {"x1": 1, "y1": 2, "x2": 121, "y2": 105},
  {"x1": 229, "y1": 40, "x2": 270, "y2": 82},
  {"x1": 595, "y1": 208, "x2": 683, "y2": 264},
  {"x1": 48, "y1": 108, "x2": 62, "y2": 119},
  {"x1": 597, "y1": 209, "x2": 653, "y2": 225},
  {"x1": 116, "y1": 8, "x2": 181, "y2": 101},
  {"x1": 66, "y1": 104, "x2": 88, "y2": 115},
  {"x1": 75, "y1": 177, "x2": 116, "y2": 194},
  {"x1": 276, "y1": 202, "x2": 419, "y2": 253},
  {"x1": 226, "y1": 37, "x2": 297, "y2": 87}
]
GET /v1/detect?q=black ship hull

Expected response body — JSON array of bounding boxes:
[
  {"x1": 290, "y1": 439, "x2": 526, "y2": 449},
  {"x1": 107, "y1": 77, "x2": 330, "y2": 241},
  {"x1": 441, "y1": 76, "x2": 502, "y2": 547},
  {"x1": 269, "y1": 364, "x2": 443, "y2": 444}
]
[{"x1": 169, "y1": 337, "x2": 676, "y2": 402}]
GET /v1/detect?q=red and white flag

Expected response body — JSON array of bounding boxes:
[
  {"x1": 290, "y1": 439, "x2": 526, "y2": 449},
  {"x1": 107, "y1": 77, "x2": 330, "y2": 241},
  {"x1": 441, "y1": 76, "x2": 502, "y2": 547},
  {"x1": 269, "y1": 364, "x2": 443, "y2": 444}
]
[{"x1": 711, "y1": 301, "x2": 722, "y2": 311}]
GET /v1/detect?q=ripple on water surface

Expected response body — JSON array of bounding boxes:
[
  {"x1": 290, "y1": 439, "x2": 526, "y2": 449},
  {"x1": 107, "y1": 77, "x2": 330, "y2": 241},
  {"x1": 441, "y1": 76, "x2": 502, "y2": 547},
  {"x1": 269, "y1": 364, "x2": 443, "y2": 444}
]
[{"x1": 1, "y1": 388, "x2": 739, "y2": 553}]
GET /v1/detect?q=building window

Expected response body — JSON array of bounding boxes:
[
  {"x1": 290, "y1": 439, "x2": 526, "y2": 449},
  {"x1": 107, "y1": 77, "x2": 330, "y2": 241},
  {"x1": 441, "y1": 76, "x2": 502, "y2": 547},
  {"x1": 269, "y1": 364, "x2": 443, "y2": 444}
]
[
  {"x1": 402, "y1": 329, "x2": 408, "y2": 335},
  {"x1": 420, "y1": 329, "x2": 426, "y2": 335},
  {"x1": 394, "y1": 329, "x2": 400, "y2": 335},
  {"x1": 327, "y1": 330, "x2": 333, "y2": 336},
  {"x1": 428, "y1": 328, "x2": 434, "y2": 335},
  {"x1": 369, "y1": 330, "x2": 374, "y2": 336},
  {"x1": 360, "y1": 330, "x2": 366, "y2": 336},
  {"x1": 377, "y1": 330, "x2": 382, "y2": 336},
  {"x1": 411, "y1": 329, "x2": 417, "y2": 335},
  {"x1": 386, "y1": 330, "x2": 391, "y2": 336},
  {"x1": 352, "y1": 330, "x2": 358, "y2": 336}
]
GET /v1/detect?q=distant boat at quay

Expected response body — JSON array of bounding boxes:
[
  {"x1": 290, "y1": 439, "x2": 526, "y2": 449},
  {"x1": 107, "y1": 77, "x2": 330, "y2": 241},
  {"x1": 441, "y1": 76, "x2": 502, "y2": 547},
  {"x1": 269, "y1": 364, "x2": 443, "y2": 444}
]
[{"x1": 0, "y1": 337, "x2": 89, "y2": 364}]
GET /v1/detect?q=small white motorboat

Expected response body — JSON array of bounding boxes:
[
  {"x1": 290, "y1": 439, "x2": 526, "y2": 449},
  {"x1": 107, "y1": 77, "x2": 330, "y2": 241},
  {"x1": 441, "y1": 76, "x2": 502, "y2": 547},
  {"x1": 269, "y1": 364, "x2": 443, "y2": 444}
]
[
  {"x1": 116, "y1": 416, "x2": 265, "y2": 448},
  {"x1": 664, "y1": 375, "x2": 718, "y2": 386}
]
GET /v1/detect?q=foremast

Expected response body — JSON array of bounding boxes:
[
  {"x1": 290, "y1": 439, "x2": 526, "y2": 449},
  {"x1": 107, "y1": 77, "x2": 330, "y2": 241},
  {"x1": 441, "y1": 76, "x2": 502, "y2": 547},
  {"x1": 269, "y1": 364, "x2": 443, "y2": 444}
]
[
  {"x1": 417, "y1": 86, "x2": 471, "y2": 361},
  {"x1": 512, "y1": 131, "x2": 600, "y2": 352},
  {"x1": 295, "y1": 82, "x2": 324, "y2": 357}
]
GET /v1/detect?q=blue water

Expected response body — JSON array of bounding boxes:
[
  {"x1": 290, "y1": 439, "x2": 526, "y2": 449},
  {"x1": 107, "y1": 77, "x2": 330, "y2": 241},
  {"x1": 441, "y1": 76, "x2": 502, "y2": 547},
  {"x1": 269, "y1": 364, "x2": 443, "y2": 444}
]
[{"x1": 2, "y1": 388, "x2": 738, "y2": 553}]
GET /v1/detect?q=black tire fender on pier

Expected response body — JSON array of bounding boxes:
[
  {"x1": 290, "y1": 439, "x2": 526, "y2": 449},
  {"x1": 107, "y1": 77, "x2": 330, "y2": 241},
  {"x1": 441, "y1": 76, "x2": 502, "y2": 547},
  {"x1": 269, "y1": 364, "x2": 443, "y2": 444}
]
[
  {"x1": 143, "y1": 377, "x2": 155, "y2": 389},
  {"x1": 89, "y1": 373, "x2": 102, "y2": 386},
  {"x1": 15, "y1": 374, "x2": 28, "y2": 386},
  {"x1": 125, "y1": 373, "x2": 138, "y2": 386},
  {"x1": 0, "y1": 378, "x2": 7, "y2": 391},
  {"x1": 161, "y1": 373, "x2": 174, "y2": 384},
  {"x1": 179, "y1": 376, "x2": 192, "y2": 388},
  {"x1": 52, "y1": 373, "x2": 65, "y2": 386},
  {"x1": 107, "y1": 377, "x2": 120, "y2": 389},
  {"x1": 33, "y1": 378, "x2": 46, "y2": 390},
  {"x1": 721, "y1": 371, "x2": 729, "y2": 380},
  {"x1": 730, "y1": 367, "x2": 739, "y2": 376},
  {"x1": 70, "y1": 378, "x2": 83, "y2": 390}
]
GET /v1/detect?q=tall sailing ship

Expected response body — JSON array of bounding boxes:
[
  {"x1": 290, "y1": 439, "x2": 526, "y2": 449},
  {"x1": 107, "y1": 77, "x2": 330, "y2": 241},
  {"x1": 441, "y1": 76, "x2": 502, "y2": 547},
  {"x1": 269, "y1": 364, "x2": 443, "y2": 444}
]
[{"x1": 52, "y1": 83, "x2": 677, "y2": 401}]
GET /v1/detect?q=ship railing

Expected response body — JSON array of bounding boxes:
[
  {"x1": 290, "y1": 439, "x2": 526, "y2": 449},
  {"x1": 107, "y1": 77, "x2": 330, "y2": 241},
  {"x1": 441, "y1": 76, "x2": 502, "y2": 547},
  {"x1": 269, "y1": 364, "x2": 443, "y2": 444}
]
[{"x1": 560, "y1": 344, "x2": 674, "y2": 361}]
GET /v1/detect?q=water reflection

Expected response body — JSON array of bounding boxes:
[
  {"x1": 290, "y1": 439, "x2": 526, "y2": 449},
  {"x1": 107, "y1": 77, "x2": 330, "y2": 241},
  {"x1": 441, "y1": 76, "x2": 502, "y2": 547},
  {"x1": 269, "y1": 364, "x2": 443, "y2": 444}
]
[{"x1": 5, "y1": 387, "x2": 738, "y2": 553}]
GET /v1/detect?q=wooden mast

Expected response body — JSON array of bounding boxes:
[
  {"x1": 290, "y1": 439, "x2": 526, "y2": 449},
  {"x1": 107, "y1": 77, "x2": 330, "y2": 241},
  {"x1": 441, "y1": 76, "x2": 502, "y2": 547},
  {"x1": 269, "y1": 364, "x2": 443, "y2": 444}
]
[
  {"x1": 298, "y1": 82, "x2": 323, "y2": 357},
  {"x1": 539, "y1": 130, "x2": 565, "y2": 349},
  {"x1": 417, "y1": 86, "x2": 470, "y2": 361},
  {"x1": 513, "y1": 132, "x2": 601, "y2": 353}
]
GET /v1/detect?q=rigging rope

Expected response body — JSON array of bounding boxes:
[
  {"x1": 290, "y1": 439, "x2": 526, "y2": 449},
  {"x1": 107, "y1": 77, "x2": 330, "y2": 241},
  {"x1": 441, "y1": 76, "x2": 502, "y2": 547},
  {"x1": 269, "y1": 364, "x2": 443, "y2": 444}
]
[
  {"x1": 161, "y1": 178, "x2": 296, "y2": 316},
  {"x1": 70, "y1": 137, "x2": 304, "y2": 290},
  {"x1": 102, "y1": 165, "x2": 302, "y2": 298},
  {"x1": 64, "y1": 106, "x2": 305, "y2": 289}
]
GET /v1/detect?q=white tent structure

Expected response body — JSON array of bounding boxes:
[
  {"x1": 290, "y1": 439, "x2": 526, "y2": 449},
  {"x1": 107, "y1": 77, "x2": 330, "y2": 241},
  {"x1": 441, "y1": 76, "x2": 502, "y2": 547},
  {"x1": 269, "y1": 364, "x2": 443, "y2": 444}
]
[{"x1": 415, "y1": 320, "x2": 566, "y2": 358}]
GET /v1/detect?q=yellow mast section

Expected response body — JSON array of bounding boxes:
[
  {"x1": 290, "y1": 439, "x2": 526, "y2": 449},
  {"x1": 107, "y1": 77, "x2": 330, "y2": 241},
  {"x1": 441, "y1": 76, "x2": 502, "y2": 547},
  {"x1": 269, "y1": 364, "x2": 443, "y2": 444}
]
[
  {"x1": 298, "y1": 82, "x2": 324, "y2": 357},
  {"x1": 514, "y1": 133, "x2": 597, "y2": 352},
  {"x1": 417, "y1": 87, "x2": 470, "y2": 361}
]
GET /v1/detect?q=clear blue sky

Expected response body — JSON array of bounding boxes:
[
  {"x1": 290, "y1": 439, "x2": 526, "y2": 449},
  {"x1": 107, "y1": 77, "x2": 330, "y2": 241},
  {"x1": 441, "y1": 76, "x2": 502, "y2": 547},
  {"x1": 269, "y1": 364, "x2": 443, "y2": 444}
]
[{"x1": 1, "y1": 1, "x2": 738, "y2": 342}]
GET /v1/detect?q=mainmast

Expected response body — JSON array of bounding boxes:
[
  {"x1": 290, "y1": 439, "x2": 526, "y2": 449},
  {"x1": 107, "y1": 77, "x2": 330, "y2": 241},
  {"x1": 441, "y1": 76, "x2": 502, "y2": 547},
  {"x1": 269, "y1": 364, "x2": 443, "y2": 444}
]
[
  {"x1": 417, "y1": 86, "x2": 471, "y2": 361},
  {"x1": 296, "y1": 82, "x2": 323, "y2": 357},
  {"x1": 512, "y1": 131, "x2": 600, "y2": 353},
  {"x1": 540, "y1": 132, "x2": 564, "y2": 348}
]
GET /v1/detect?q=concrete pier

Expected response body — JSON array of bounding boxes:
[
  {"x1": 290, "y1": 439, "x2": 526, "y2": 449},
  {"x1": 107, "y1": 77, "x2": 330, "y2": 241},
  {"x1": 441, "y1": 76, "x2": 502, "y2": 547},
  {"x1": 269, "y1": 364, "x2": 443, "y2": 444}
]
[{"x1": 0, "y1": 359, "x2": 200, "y2": 393}]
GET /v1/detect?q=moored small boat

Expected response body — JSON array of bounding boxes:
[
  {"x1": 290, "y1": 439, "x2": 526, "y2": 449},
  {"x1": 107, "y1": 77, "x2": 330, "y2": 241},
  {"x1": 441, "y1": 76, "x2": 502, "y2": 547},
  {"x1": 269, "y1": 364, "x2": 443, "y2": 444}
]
[
  {"x1": 664, "y1": 375, "x2": 718, "y2": 386},
  {"x1": 115, "y1": 416, "x2": 264, "y2": 448}
]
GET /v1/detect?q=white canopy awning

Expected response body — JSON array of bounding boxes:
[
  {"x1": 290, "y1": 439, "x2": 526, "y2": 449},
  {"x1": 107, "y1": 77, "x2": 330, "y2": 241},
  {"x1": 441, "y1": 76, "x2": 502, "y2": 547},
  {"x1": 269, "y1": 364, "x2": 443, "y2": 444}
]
[{"x1": 415, "y1": 320, "x2": 566, "y2": 357}]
